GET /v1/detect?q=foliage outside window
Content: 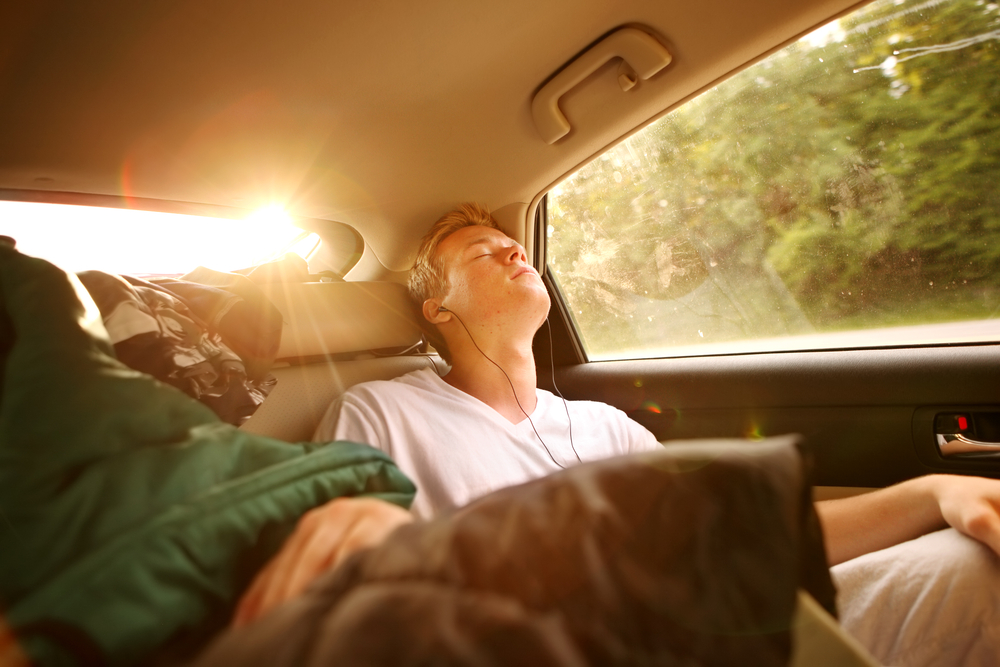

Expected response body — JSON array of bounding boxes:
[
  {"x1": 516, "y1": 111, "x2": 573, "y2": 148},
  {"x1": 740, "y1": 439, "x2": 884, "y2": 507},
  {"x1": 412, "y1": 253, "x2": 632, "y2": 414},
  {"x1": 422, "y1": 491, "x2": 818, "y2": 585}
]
[{"x1": 548, "y1": 0, "x2": 1000, "y2": 360}]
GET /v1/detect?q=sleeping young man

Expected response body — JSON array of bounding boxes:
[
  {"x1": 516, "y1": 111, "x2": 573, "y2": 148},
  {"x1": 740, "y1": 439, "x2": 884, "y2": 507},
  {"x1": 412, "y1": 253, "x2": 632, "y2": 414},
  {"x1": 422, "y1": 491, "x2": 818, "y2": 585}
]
[{"x1": 238, "y1": 203, "x2": 1000, "y2": 663}]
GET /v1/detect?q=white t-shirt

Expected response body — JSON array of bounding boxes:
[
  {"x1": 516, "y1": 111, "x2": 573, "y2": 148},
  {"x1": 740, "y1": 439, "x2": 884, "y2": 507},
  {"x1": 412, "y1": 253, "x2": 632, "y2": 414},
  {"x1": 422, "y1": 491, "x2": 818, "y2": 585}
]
[{"x1": 313, "y1": 367, "x2": 660, "y2": 519}]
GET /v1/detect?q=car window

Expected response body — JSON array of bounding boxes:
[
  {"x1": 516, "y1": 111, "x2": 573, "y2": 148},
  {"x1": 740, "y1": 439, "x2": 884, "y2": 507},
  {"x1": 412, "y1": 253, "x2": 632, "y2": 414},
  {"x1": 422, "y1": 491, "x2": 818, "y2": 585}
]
[
  {"x1": 0, "y1": 201, "x2": 321, "y2": 277},
  {"x1": 546, "y1": 0, "x2": 1000, "y2": 360}
]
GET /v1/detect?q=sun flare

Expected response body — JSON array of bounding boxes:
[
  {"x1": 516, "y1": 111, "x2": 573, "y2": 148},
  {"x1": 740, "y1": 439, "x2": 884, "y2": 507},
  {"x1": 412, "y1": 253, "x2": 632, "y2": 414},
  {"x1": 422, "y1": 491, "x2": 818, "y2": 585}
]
[{"x1": 0, "y1": 200, "x2": 316, "y2": 276}]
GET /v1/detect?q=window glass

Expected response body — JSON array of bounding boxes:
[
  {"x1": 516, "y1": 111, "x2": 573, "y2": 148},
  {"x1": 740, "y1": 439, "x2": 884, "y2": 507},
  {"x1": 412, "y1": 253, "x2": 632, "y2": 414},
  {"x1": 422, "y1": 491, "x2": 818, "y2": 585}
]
[
  {"x1": 0, "y1": 201, "x2": 320, "y2": 276},
  {"x1": 547, "y1": 0, "x2": 1000, "y2": 360}
]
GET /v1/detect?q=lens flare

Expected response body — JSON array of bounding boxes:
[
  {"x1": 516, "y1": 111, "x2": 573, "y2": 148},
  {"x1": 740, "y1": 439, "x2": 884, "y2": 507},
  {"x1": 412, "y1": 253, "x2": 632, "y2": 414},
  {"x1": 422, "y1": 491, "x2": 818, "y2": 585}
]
[
  {"x1": 246, "y1": 204, "x2": 294, "y2": 227},
  {"x1": 0, "y1": 200, "x2": 311, "y2": 275}
]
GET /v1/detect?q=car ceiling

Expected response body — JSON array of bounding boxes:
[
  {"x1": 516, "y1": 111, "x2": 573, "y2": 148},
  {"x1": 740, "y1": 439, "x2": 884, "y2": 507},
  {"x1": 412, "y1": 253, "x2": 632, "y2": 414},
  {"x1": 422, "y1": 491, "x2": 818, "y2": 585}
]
[{"x1": 2, "y1": 0, "x2": 861, "y2": 277}]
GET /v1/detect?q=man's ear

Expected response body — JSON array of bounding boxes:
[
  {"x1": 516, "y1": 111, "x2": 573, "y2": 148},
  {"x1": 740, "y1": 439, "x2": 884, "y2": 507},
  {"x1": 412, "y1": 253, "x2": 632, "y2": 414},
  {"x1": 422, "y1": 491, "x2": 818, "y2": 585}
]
[{"x1": 423, "y1": 298, "x2": 450, "y2": 324}]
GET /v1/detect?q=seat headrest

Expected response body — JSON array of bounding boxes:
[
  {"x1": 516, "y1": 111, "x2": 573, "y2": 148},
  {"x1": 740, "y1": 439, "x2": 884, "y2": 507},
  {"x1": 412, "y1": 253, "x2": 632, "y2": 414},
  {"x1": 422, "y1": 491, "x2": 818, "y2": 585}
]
[{"x1": 258, "y1": 281, "x2": 423, "y2": 359}]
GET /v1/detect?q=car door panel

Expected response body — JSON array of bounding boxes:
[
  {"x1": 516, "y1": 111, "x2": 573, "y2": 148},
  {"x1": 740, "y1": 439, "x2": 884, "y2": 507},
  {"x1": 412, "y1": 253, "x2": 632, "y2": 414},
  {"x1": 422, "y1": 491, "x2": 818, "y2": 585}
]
[{"x1": 545, "y1": 345, "x2": 1000, "y2": 487}]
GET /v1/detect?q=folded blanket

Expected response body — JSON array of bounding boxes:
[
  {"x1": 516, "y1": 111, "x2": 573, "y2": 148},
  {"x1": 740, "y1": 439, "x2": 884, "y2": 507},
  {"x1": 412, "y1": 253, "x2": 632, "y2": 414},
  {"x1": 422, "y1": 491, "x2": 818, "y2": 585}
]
[
  {"x1": 0, "y1": 244, "x2": 416, "y2": 666},
  {"x1": 195, "y1": 437, "x2": 836, "y2": 667}
]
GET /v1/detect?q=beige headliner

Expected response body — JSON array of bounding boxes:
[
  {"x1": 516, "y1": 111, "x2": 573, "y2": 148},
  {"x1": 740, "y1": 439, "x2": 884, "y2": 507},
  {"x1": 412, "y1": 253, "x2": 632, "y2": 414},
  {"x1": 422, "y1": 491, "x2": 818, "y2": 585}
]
[{"x1": 1, "y1": 0, "x2": 862, "y2": 278}]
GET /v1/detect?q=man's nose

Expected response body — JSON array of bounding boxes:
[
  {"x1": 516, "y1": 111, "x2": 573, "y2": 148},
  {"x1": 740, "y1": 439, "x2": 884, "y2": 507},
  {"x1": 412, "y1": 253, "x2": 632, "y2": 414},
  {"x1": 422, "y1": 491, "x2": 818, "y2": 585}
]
[{"x1": 504, "y1": 244, "x2": 526, "y2": 263}]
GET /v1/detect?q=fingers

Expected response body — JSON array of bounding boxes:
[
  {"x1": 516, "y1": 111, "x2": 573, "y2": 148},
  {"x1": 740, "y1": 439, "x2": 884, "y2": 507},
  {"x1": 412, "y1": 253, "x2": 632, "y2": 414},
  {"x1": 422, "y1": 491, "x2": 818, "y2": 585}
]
[
  {"x1": 231, "y1": 558, "x2": 274, "y2": 628},
  {"x1": 935, "y1": 475, "x2": 1000, "y2": 558},
  {"x1": 958, "y1": 501, "x2": 1000, "y2": 557},
  {"x1": 265, "y1": 506, "x2": 353, "y2": 609},
  {"x1": 231, "y1": 498, "x2": 413, "y2": 628},
  {"x1": 233, "y1": 500, "x2": 358, "y2": 628},
  {"x1": 328, "y1": 499, "x2": 413, "y2": 570}
]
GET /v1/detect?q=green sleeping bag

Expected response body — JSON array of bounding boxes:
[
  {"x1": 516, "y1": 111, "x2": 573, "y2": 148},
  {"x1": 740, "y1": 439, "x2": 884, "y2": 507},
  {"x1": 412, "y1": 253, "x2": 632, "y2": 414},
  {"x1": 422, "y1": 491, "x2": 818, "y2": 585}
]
[{"x1": 0, "y1": 243, "x2": 416, "y2": 666}]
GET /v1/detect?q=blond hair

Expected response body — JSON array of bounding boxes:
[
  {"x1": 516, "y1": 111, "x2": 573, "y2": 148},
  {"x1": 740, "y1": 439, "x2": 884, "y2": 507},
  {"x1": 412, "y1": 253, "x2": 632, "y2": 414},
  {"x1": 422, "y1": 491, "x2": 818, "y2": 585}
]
[
  {"x1": 408, "y1": 202, "x2": 502, "y2": 306},
  {"x1": 408, "y1": 203, "x2": 502, "y2": 363}
]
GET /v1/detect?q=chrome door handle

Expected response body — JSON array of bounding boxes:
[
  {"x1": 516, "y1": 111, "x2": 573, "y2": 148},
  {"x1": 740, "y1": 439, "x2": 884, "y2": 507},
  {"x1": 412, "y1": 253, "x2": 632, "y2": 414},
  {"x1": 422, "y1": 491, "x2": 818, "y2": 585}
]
[{"x1": 937, "y1": 433, "x2": 1000, "y2": 457}]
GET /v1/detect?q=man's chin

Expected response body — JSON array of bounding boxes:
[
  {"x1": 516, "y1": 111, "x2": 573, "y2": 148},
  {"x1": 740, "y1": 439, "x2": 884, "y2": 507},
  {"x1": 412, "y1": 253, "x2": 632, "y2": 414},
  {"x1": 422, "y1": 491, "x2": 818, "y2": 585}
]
[{"x1": 524, "y1": 290, "x2": 552, "y2": 326}]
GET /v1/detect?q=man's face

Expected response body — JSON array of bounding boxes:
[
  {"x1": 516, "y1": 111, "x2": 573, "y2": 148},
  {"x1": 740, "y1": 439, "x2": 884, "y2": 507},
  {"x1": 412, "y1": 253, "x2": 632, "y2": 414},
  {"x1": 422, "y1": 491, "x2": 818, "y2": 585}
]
[{"x1": 432, "y1": 225, "x2": 550, "y2": 331}]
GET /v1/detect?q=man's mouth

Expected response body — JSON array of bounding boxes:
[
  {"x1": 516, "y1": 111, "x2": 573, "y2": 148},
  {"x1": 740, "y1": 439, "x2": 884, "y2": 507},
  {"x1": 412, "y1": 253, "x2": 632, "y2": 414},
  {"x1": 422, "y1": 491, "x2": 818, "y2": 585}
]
[{"x1": 511, "y1": 266, "x2": 538, "y2": 280}]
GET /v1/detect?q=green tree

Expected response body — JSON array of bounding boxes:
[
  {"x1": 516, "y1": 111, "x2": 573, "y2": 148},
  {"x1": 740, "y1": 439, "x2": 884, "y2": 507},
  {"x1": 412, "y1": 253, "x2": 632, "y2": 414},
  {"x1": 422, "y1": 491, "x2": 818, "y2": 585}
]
[{"x1": 549, "y1": 0, "x2": 1000, "y2": 356}]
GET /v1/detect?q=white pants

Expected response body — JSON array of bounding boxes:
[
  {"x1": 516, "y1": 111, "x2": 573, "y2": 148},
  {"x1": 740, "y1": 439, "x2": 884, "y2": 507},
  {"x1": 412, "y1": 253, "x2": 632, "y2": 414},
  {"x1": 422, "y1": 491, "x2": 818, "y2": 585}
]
[{"x1": 832, "y1": 528, "x2": 1000, "y2": 667}]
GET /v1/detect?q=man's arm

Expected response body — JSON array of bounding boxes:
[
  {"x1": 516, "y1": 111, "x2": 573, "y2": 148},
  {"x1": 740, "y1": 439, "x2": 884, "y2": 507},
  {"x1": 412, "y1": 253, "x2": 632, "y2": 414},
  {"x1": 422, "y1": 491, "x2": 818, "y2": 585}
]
[{"x1": 816, "y1": 474, "x2": 1000, "y2": 565}]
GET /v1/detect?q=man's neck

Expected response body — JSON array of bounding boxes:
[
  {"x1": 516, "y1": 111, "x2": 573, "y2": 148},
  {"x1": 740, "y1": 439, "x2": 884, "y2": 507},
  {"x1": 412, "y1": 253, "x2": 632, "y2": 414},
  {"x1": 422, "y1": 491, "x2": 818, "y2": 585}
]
[{"x1": 443, "y1": 343, "x2": 537, "y2": 424}]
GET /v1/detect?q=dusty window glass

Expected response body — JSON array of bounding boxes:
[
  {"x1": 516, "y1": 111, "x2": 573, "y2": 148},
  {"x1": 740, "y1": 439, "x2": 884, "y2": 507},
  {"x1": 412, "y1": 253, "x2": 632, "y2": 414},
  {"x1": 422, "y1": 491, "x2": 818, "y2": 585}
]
[
  {"x1": 547, "y1": 0, "x2": 1000, "y2": 360},
  {"x1": 0, "y1": 201, "x2": 320, "y2": 276}
]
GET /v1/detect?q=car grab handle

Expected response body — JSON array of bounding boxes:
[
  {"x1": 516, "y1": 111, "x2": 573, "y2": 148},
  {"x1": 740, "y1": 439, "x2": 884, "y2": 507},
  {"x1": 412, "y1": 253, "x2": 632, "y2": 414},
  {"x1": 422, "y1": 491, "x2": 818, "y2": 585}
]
[{"x1": 532, "y1": 27, "x2": 672, "y2": 144}]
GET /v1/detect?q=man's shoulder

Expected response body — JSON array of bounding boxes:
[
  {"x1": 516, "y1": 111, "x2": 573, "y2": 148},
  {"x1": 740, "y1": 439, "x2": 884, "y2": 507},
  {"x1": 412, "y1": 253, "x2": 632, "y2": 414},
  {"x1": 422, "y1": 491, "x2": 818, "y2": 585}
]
[{"x1": 342, "y1": 366, "x2": 441, "y2": 402}]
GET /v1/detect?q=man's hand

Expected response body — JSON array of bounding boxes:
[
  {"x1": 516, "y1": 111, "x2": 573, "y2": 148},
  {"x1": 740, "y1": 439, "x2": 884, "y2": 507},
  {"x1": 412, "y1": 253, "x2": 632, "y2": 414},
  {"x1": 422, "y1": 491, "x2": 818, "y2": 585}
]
[
  {"x1": 232, "y1": 497, "x2": 413, "y2": 628},
  {"x1": 933, "y1": 474, "x2": 1000, "y2": 556}
]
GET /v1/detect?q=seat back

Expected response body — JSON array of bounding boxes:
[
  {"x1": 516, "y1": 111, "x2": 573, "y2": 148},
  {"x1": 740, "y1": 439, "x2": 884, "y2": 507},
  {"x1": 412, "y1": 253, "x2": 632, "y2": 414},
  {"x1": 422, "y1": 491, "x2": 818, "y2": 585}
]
[{"x1": 240, "y1": 281, "x2": 434, "y2": 442}]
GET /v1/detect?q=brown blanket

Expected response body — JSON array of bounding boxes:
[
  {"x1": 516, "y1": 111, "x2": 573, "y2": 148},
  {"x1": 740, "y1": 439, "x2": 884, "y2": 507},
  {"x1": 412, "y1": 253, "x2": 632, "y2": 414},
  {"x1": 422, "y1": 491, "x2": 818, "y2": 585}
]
[{"x1": 193, "y1": 436, "x2": 833, "y2": 666}]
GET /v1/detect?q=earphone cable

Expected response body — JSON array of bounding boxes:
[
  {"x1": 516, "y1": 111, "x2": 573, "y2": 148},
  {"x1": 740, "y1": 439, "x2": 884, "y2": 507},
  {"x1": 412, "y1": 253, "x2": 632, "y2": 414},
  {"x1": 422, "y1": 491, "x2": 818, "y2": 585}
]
[
  {"x1": 445, "y1": 308, "x2": 568, "y2": 469},
  {"x1": 545, "y1": 317, "x2": 581, "y2": 463}
]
